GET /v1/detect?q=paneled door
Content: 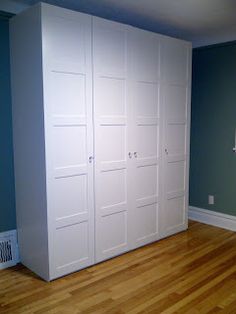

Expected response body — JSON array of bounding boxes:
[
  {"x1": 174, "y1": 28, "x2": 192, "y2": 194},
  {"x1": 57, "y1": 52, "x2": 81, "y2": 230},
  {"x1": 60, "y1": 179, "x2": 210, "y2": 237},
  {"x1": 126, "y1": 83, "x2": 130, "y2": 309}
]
[
  {"x1": 93, "y1": 18, "x2": 131, "y2": 262},
  {"x1": 160, "y1": 38, "x2": 192, "y2": 238},
  {"x1": 42, "y1": 6, "x2": 94, "y2": 279},
  {"x1": 128, "y1": 28, "x2": 160, "y2": 249}
]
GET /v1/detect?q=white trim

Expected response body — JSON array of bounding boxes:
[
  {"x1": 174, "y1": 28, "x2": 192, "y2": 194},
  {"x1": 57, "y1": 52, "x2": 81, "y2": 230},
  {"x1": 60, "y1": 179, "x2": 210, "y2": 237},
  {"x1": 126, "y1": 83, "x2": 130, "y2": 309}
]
[
  {"x1": 0, "y1": 229, "x2": 20, "y2": 269},
  {"x1": 189, "y1": 206, "x2": 236, "y2": 232}
]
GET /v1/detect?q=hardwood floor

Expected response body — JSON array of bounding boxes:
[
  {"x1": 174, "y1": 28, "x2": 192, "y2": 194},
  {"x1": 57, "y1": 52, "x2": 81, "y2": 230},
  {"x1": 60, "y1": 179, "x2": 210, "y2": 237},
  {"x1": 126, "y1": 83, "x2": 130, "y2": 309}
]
[{"x1": 1, "y1": 220, "x2": 236, "y2": 313}]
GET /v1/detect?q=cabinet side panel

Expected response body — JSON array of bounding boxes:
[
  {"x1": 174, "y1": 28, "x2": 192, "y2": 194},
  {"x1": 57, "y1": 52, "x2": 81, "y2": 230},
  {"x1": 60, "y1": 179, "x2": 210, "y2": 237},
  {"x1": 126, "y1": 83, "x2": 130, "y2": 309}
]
[{"x1": 10, "y1": 5, "x2": 49, "y2": 280}]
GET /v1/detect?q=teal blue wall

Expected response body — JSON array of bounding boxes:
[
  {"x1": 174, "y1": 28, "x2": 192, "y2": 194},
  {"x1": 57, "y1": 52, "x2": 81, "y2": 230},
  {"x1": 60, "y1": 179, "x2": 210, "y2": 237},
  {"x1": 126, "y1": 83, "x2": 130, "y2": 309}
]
[
  {"x1": 190, "y1": 42, "x2": 236, "y2": 216},
  {"x1": 0, "y1": 17, "x2": 16, "y2": 232}
]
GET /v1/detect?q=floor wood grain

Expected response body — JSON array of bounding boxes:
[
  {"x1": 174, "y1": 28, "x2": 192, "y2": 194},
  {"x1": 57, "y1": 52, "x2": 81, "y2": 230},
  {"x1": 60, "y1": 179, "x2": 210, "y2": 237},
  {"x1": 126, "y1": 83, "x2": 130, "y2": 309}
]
[{"x1": 1, "y1": 221, "x2": 236, "y2": 313}]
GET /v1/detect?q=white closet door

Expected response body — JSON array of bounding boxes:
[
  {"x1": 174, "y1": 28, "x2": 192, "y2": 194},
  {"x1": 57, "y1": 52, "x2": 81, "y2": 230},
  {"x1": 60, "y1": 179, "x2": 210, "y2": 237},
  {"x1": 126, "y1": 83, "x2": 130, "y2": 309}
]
[
  {"x1": 160, "y1": 38, "x2": 191, "y2": 238},
  {"x1": 128, "y1": 29, "x2": 160, "y2": 249},
  {"x1": 42, "y1": 6, "x2": 94, "y2": 279},
  {"x1": 93, "y1": 17, "x2": 131, "y2": 262}
]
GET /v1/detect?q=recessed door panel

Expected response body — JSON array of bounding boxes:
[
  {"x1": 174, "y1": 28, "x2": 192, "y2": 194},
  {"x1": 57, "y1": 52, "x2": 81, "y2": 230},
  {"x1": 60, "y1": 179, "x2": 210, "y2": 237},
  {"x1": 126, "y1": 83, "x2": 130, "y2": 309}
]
[
  {"x1": 160, "y1": 38, "x2": 191, "y2": 238},
  {"x1": 99, "y1": 169, "x2": 127, "y2": 208},
  {"x1": 93, "y1": 19, "x2": 126, "y2": 78},
  {"x1": 134, "y1": 82, "x2": 158, "y2": 117},
  {"x1": 128, "y1": 30, "x2": 160, "y2": 249},
  {"x1": 54, "y1": 222, "x2": 89, "y2": 271},
  {"x1": 53, "y1": 175, "x2": 88, "y2": 218},
  {"x1": 52, "y1": 126, "x2": 87, "y2": 168},
  {"x1": 93, "y1": 17, "x2": 130, "y2": 262},
  {"x1": 166, "y1": 161, "x2": 185, "y2": 194},
  {"x1": 137, "y1": 165, "x2": 158, "y2": 200},
  {"x1": 164, "y1": 197, "x2": 185, "y2": 231},
  {"x1": 96, "y1": 78, "x2": 125, "y2": 116},
  {"x1": 137, "y1": 126, "x2": 158, "y2": 158},
  {"x1": 101, "y1": 212, "x2": 127, "y2": 253},
  {"x1": 134, "y1": 204, "x2": 157, "y2": 243},
  {"x1": 166, "y1": 124, "x2": 186, "y2": 156},
  {"x1": 49, "y1": 19, "x2": 85, "y2": 62},
  {"x1": 162, "y1": 39, "x2": 188, "y2": 84},
  {"x1": 51, "y1": 72, "x2": 86, "y2": 116},
  {"x1": 165, "y1": 85, "x2": 187, "y2": 122},
  {"x1": 44, "y1": 14, "x2": 87, "y2": 73},
  {"x1": 99, "y1": 126, "x2": 126, "y2": 162},
  {"x1": 43, "y1": 8, "x2": 94, "y2": 279},
  {"x1": 130, "y1": 29, "x2": 159, "y2": 82}
]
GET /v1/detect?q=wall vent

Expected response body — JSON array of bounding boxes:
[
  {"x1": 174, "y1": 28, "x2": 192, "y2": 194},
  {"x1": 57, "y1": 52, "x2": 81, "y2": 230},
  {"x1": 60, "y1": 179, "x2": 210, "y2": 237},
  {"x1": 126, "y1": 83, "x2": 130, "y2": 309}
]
[{"x1": 0, "y1": 230, "x2": 19, "y2": 270}]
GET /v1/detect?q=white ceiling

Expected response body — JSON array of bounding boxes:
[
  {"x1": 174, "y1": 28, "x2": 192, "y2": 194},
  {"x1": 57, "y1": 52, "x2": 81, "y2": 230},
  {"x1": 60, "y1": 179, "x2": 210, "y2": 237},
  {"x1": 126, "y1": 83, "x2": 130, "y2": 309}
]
[{"x1": 2, "y1": 0, "x2": 236, "y2": 47}]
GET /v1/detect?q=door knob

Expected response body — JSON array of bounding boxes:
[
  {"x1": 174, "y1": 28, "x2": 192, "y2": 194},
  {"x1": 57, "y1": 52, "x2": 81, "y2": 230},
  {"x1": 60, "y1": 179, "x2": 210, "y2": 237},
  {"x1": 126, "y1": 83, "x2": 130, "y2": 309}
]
[
  {"x1": 134, "y1": 152, "x2": 137, "y2": 158},
  {"x1": 128, "y1": 152, "x2": 132, "y2": 158},
  {"x1": 89, "y1": 156, "x2": 94, "y2": 163},
  {"x1": 165, "y1": 149, "x2": 168, "y2": 155}
]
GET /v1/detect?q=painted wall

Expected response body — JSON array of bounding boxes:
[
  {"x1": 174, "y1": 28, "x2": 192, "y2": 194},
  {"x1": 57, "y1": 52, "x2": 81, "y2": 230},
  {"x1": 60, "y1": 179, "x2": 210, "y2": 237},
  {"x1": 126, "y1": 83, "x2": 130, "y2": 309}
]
[
  {"x1": 0, "y1": 16, "x2": 16, "y2": 232},
  {"x1": 190, "y1": 42, "x2": 236, "y2": 216}
]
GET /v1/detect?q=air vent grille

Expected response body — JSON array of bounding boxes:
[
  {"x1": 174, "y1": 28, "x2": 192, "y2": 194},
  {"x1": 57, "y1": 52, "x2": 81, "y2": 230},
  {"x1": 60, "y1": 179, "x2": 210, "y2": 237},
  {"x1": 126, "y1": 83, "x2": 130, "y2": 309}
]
[
  {"x1": 0, "y1": 239, "x2": 13, "y2": 264},
  {"x1": 0, "y1": 230, "x2": 19, "y2": 270}
]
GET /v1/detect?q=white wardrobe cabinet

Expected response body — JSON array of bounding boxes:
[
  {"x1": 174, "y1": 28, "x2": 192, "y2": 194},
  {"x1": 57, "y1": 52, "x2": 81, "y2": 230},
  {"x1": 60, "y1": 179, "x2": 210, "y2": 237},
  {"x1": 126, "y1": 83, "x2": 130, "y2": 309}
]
[{"x1": 10, "y1": 3, "x2": 192, "y2": 281}]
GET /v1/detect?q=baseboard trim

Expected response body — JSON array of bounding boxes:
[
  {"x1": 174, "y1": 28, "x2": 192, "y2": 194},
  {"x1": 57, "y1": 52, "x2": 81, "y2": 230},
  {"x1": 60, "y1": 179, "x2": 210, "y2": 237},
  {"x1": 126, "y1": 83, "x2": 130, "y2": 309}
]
[{"x1": 189, "y1": 206, "x2": 236, "y2": 232}]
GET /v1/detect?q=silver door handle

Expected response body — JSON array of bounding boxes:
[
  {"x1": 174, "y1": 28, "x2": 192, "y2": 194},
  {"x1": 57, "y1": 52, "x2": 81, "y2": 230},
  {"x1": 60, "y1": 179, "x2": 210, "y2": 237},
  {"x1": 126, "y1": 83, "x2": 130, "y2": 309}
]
[
  {"x1": 89, "y1": 156, "x2": 94, "y2": 163},
  {"x1": 128, "y1": 152, "x2": 132, "y2": 159},
  {"x1": 134, "y1": 152, "x2": 137, "y2": 158},
  {"x1": 165, "y1": 149, "x2": 168, "y2": 155}
]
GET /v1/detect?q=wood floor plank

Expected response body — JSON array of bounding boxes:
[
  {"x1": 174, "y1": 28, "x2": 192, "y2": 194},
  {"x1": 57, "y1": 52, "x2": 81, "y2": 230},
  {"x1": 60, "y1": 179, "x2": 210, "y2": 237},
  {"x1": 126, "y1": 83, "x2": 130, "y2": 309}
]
[{"x1": 0, "y1": 221, "x2": 236, "y2": 313}]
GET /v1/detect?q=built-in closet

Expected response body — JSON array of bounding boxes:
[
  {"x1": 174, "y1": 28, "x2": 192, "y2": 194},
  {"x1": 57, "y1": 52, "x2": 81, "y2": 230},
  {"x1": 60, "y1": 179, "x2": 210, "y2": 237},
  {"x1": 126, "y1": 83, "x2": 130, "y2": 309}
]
[{"x1": 10, "y1": 3, "x2": 191, "y2": 280}]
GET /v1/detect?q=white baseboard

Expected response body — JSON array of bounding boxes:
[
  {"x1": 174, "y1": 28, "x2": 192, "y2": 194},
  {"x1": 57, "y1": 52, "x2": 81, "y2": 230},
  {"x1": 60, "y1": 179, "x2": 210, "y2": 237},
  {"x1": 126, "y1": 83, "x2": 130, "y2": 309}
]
[
  {"x1": 189, "y1": 206, "x2": 236, "y2": 232},
  {"x1": 0, "y1": 229, "x2": 20, "y2": 270}
]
